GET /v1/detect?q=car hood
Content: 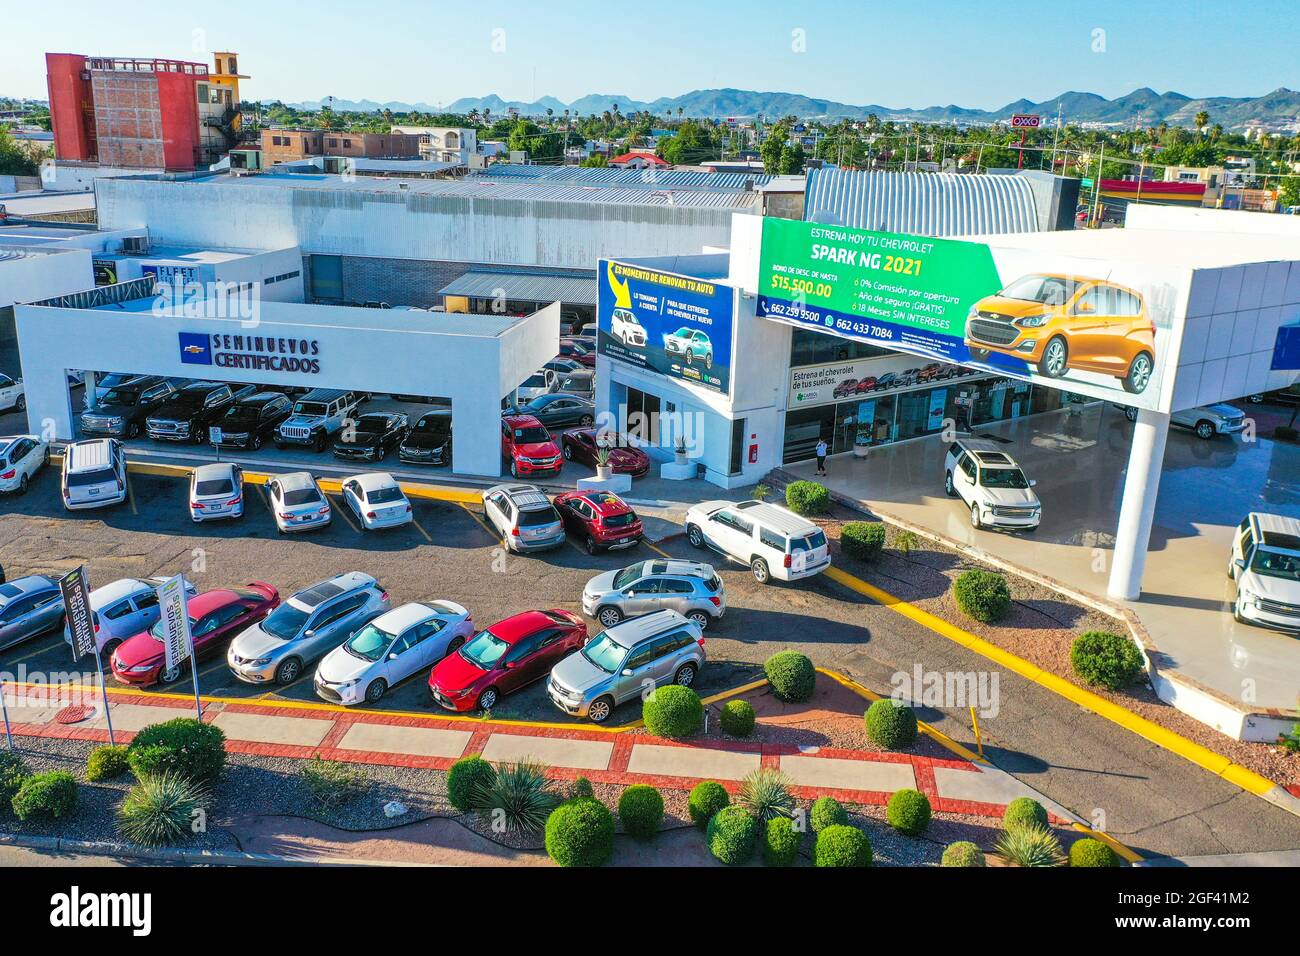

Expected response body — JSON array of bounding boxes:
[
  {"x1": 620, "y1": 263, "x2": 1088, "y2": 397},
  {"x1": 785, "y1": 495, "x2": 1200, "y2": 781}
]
[
  {"x1": 281, "y1": 414, "x2": 322, "y2": 429},
  {"x1": 516, "y1": 440, "x2": 560, "y2": 458},
  {"x1": 550, "y1": 650, "x2": 609, "y2": 694},
  {"x1": 584, "y1": 569, "x2": 621, "y2": 599},
  {"x1": 980, "y1": 486, "x2": 1040, "y2": 507},
  {"x1": 316, "y1": 645, "x2": 375, "y2": 684},
  {"x1": 1205, "y1": 404, "x2": 1244, "y2": 420},
  {"x1": 1241, "y1": 571, "x2": 1300, "y2": 605},
  {"x1": 86, "y1": 402, "x2": 134, "y2": 416},
  {"x1": 337, "y1": 430, "x2": 382, "y2": 448},
  {"x1": 113, "y1": 631, "x2": 163, "y2": 669},
  {"x1": 976, "y1": 295, "x2": 1052, "y2": 319},
  {"x1": 429, "y1": 649, "x2": 488, "y2": 692},
  {"x1": 608, "y1": 447, "x2": 647, "y2": 467},
  {"x1": 229, "y1": 621, "x2": 288, "y2": 659},
  {"x1": 403, "y1": 431, "x2": 449, "y2": 449}
]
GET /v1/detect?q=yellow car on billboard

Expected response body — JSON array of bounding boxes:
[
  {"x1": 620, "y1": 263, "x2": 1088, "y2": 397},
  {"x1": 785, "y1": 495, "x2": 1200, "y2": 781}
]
[{"x1": 964, "y1": 273, "x2": 1157, "y2": 394}]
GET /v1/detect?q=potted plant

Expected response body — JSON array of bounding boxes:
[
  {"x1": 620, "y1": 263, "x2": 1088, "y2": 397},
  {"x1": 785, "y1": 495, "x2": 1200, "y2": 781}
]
[
  {"x1": 674, "y1": 435, "x2": 688, "y2": 465},
  {"x1": 595, "y1": 447, "x2": 612, "y2": 480}
]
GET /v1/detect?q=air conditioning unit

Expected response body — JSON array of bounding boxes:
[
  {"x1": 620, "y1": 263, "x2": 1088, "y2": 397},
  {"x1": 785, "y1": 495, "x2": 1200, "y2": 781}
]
[{"x1": 121, "y1": 235, "x2": 151, "y2": 255}]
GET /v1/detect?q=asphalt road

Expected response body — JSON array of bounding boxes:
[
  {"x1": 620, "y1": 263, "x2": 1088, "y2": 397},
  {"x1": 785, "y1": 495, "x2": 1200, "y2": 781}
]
[{"x1": 2, "y1": 460, "x2": 1299, "y2": 860}]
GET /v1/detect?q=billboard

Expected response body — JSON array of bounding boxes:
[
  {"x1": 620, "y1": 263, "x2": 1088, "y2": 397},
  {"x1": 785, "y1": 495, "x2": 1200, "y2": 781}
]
[
  {"x1": 597, "y1": 259, "x2": 735, "y2": 395},
  {"x1": 788, "y1": 353, "x2": 985, "y2": 410},
  {"x1": 756, "y1": 217, "x2": 1189, "y2": 411}
]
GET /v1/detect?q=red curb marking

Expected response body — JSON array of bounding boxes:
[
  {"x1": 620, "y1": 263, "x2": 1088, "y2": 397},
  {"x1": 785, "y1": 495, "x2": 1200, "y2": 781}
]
[{"x1": 912, "y1": 760, "x2": 939, "y2": 802}]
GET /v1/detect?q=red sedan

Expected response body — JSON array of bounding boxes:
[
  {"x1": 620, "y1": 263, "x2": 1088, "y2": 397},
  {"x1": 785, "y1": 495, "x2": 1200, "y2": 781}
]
[
  {"x1": 558, "y1": 340, "x2": 596, "y2": 368},
  {"x1": 560, "y1": 428, "x2": 651, "y2": 477},
  {"x1": 553, "y1": 490, "x2": 643, "y2": 554},
  {"x1": 110, "y1": 583, "x2": 279, "y2": 686},
  {"x1": 428, "y1": 609, "x2": 587, "y2": 712}
]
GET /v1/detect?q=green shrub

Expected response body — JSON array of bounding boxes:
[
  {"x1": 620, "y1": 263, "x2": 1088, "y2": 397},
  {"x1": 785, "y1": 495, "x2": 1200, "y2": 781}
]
[
  {"x1": 719, "y1": 699, "x2": 756, "y2": 737},
  {"x1": 571, "y1": 776, "x2": 594, "y2": 799},
  {"x1": 688, "y1": 780, "x2": 729, "y2": 829},
  {"x1": 764, "y1": 650, "x2": 816, "y2": 702},
  {"x1": 864, "y1": 698, "x2": 918, "y2": 750},
  {"x1": 11, "y1": 771, "x2": 77, "y2": 821},
  {"x1": 642, "y1": 685, "x2": 703, "y2": 739},
  {"x1": 841, "y1": 522, "x2": 886, "y2": 561},
  {"x1": 617, "y1": 784, "x2": 664, "y2": 840},
  {"x1": 545, "y1": 797, "x2": 615, "y2": 867},
  {"x1": 785, "y1": 480, "x2": 829, "y2": 516},
  {"x1": 86, "y1": 745, "x2": 130, "y2": 782},
  {"x1": 763, "y1": 816, "x2": 802, "y2": 866},
  {"x1": 1003, "y1": 796, "x2": 1049, "y2": 831},
  {"x1": 886, "y1": 788, "x2": 932, "y2": 836},
  {"x1": 736, "y1": 768, "x2": 794, "y2": 822},
  {"x1": 1070, "y1": 631, "x2": 1145, "y2": 690},
  {"x1": 941, "y1": 841, "x2": 986, "y2": 867},
  {"x1": 126, "y1": 717, "x2": 226, "y2": 784},
  {"x1": 300, "y1": 755, "x2": 369, "y2": 808},
  {"x1": 1069, "y1": 837, "x2": 1119, "y2": 868},
  {"x1": 813, "y1": 824, "x2": 872, "y2": 867},
  {"x1": 471, "y1": 761, "x2": 560, "y2": 837},
  {"x1": 810, "y1": 796, "x2": 848, "y2": 834},
  {"x1": 953, "y1": 569, "x2": 1012, "y2": 623},
  {"x1": 116, "y1": 772, "x2": 207, "y2": 847},
  {"x1": 706, "y1": 805, "x2": 758, "y2": 864},
  {"x1": 995, "y1": 823, "x2": 1065, "y2": 867},
  {"x1": 447, "y1": 755, "x2": 496, "y2": 812},
  {"x1": 0, "y1": 751, "x2": 30, "y2": 808}
]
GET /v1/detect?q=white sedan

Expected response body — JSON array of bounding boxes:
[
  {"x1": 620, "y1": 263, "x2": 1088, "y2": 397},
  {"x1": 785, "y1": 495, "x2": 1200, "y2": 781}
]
[
  {"x1": 0, "y1": 435, "x2": 48, "y2": 495},
  {"x1": 268, "y1": 471, "x2": 332, "y2": 534},
  {"x1": 189, "y1": 462, "x2": 244, "y2": 522},
  {"x1": 314, "y1": 601, "x2": 474, "y2": 705},
  {"x1": 341, "y1": 472, "x2": 412, "y2": 531}
]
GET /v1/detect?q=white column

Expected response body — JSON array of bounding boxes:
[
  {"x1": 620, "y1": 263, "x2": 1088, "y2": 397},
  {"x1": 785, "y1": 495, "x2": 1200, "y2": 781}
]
[{"x1": 1107, "y1": 408, "x2": 1170, "y2": 601}]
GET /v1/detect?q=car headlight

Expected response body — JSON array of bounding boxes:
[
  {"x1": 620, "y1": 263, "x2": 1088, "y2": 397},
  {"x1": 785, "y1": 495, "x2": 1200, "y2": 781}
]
[
  {"x1": 1016, "y1": 314, "x2": 1050, "y2": 328},
  {"x1": 130, "y1": 664, "x2": 154, "y2": 673},
  {"x1": 336, "y1": 679, "x2": 359, "y2": 689},
  {"x1": 247, "y1": 657, "x2": 272, "y2": 666}
]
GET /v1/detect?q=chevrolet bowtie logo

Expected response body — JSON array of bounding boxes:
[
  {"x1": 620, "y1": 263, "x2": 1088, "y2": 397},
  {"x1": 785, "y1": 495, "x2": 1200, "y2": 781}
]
[{"x1": 183, "y1": 345, "x2": 205, "y2": 354}]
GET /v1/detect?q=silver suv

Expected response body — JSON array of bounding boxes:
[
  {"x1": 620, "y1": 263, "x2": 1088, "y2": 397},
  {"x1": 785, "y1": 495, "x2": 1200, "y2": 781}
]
[
  {"x1": 582, "y1": 560, "x2": 725, "y2": 630},
  {"x1": 482, "y1": 483, "x2": 565, "y2": 552},
  {"x1": 227, "y1": 572, "x2": 390, "y2": 685},
  {"x1": 547, "y1": 609, "x2": 705, "y2": 723}
]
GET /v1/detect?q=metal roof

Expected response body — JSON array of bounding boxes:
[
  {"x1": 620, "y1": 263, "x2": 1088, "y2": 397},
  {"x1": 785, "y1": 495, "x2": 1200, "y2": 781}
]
[
  {"x1": 469, "y1": 163, "x2": 773, "y2": 191},
  {"x1": 804, "y1": 168, "x2": 1040, "y2": 236},
  {"x1": 438, "y1": 270, "x2": 597, "y2": 305}
]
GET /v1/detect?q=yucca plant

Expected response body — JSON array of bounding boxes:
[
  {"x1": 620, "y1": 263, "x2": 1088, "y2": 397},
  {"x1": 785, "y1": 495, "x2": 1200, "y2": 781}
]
[
  {"x1": 116, "y1": 772, "x2": 208, "y2": 847},
  {"x1": 736, "y1": 767, "x2": 795, "y2": 823},
  {"x1": 995, "y1": 824, "x2": 1066, "y2": 867},
  {"x1": 471, "y1": 761, "x2": 561, "y2": 837}
]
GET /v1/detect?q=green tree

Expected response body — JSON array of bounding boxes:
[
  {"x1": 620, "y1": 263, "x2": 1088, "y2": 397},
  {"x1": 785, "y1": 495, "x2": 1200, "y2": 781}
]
[{"x1": 0, "y1": 127, "x2": 38, "y2": 176}]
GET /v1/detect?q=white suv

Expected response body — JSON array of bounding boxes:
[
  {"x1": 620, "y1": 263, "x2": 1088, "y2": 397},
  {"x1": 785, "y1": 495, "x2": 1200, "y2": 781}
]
[
  {"x1": 684, "y1": 500, "x2": 830, "y2": 584},
  {"x1": 61, "y1": 438, "x2": 127, "y2": 511},
  {"x1": 1229, "y1": 512, "x2": 1300, "y2": 632},
  {"x1": 944, "y1": 439, "x2": 1041, "y2": 531}
]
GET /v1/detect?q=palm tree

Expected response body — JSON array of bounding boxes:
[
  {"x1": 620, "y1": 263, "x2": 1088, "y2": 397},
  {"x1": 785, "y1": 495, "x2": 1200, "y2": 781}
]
[{"x1": 1195, "y1": 110, "x2": 1210, "y2": 134}]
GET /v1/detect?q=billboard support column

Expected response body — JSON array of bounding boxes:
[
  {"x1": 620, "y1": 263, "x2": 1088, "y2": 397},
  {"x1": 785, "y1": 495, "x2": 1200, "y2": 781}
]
[{"x1": 1107, "y1": 408, "x2": 1170, "y2": 601}]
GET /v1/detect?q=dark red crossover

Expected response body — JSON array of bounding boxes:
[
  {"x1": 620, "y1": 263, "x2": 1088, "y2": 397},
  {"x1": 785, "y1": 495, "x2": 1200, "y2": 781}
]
[
  {"x1": 560, "y1": 428, "x2": 651, "y2": 477},
  {"x1": 428, "y1": 609, "x2": 587, "y2": 712},
  {"x1": 553, "y1": 490, "x2": 643, "y2": 554},
  {"x1": 110, "y1": 584, "x2": 279, "y2": 686},
  {"x1": 558, "y1": 339, "x2": 596, "y2": 368}
]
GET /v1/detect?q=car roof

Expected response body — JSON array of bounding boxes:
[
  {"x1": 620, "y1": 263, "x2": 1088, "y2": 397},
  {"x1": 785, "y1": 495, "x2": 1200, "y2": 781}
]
[
  {"x1": 603, "y1": 609, "x2": 692, "y2": 648},
  {"x1": 489, "y1": 609, "x2": 566, "y2": 642},
  {"x1": 730, "y1": 500, "x2": 820, "y2": 535},
  {"x1": 503, "y1": 413, "x2": 544, "y2": 428},
  {"x1": 65, "y1": 439, "x2": 116, "y2": 471},
  {"x1": 953, "y1": 437, "x2": 1019, "y2": 465},
  {"x1": 297, "y1": 388, "x2": 349, "y2": 402},
  {"x1": 240, "y1": 391, "x2": 284, "y2": 406},
  {"x1": 0, "y1": 575, "x2": 58, "y2": 602},
  {"x1": 188, "y1": 588, "x2": 249, "y2": 616},
  {"x1": 352, "y1": 472, "x2": 399, "y2": 492},
  {"x1": 487, "y1": 483, "x2": 552, "y2": 511},
  {"x1": 193, "y1": 462, "x2": 237, "y2": 481},
  {"x1": 290, "y1": 572, "x2": 377, "y2": 610},
  {"x1": 178, "y1": 380, "x2": 220, "y2": 393},
  {"x1": 1249, "y1": 513, "x2": 1300, "y2": 554},
  {"x1": 0, "y1": 435, "x2": 38, "y2": 455},
  {"x1": 415, "y1": 408, "x2": 451, "y2": 421},
  {"x1": 91, "y1": 577, "x2": 153, "y2": 605},
  {"x1": 371, "y1": 602, "x2": 438, "y2": 633},
  {"x1": 568, "y1": 490, "x2": 632, "y2": 514},
  {"x1": 275, "y1": 471, "x2": 318, "y2": 491},
  {"x1": 637, "y1": 559, "x2": 714, "y2": 580}
]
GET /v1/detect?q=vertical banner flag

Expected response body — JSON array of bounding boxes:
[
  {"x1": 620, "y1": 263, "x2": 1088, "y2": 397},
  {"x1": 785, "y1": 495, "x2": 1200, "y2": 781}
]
[{"x1": 155, "y1": 575, "x2": 203, "y2": 718}]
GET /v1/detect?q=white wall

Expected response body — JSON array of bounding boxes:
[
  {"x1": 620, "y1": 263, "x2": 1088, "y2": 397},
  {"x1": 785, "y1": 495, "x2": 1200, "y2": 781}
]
[
  {"x1": 0, "y1": 248, "x2": 94, "y2": 309},
  {"x1": 49, "y1": 163, "x2": 161, "y2": 193}
]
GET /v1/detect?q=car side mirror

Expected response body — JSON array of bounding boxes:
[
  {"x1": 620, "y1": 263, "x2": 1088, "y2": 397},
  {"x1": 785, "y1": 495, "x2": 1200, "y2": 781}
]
[
  {"x1": 1234, "y1": 559, "x2": 1246, "y2": 571},
  {"x1": 388, "y1": 653, "x2": 399, "y2": 661},
  {"x1": 1029, "y1": 479, "x2": 1038, "y2": 487},
  {"x1": 621, "y1": 669, "x2": 634, "y2": 677},
  {"x1": 502, "y1": 661, "x2": 516, "y2": 670},
  {"x1": 1076, "y1": 301, "x2": 1095, "y2": 314},
  {"x1": 303, "y1": 629, "x2": 315, "y2": 639},
  {"x1": 622, "y1": 590, "x2": 634, "y2": 597}
]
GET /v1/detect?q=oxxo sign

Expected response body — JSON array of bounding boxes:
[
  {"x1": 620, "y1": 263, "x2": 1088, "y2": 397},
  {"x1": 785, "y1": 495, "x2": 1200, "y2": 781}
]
[
  {"x1": 1010, "y1": 114, "x2": 1041, "y2": 128},
  {"x1": 179, "y1": 331, "x2": 322, "y2": 374}
]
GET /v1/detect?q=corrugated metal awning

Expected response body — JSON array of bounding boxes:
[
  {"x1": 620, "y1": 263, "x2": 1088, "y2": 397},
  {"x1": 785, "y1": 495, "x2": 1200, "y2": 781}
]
[{"x1": 438, "y1": 271, "x2": 597, "y2": 306}]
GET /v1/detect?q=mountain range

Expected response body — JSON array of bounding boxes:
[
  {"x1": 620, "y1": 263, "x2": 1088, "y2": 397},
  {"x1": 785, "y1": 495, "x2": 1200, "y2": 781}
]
[{"x1": 288, "y1": 87, "x2": 1300, "y2": 129}]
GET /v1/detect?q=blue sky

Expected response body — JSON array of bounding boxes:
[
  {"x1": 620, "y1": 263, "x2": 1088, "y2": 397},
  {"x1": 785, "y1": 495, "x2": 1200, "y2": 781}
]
[{"x1": 4, "y1": 0, "x2": 1297, "y2": 107}]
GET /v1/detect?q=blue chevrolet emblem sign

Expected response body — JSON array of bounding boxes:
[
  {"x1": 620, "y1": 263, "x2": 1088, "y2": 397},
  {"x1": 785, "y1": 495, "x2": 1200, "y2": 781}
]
[{"x1": 179, "y1": 332, "x2": 212, "y2": 365}]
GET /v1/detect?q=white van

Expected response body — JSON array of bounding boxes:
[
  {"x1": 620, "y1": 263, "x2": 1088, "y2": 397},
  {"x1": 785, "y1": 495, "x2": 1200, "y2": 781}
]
[
  {"x1": 683, "y1": 499, "x2": 831, "y2": 584},
  {"x1": 61, "y1": 438, "x2": 127, "y2": 511}
]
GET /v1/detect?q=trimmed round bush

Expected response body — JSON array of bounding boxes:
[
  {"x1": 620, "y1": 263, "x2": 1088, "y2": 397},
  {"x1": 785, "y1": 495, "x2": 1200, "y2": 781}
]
[
  {"x1": 810, "y1": 796, "x2": 848, "y2": 834},
  {"x1": 545, "y1": 797, "x2": 615, "y2": 867},
  {"x1": 617, "y1": 784, "x2": 664, "y2": 840},
  {"x1": 571, "y1": 776, "x2": 594, "y2": 799},
  {"x1": 953, "y1": 569, "x2": 1012, "y2": 623},
  {"x1": 763, "y1": 815, "x2": 802, "y2": 866},
  {"x1": 1070, "y1": 631, "x2": 1144, "y2": 691},
  {"x1": 764, "y1": 650, "x2": 816, "y2": 703},
  {"x1": 706, "y1": 805, "x2": 759, "y2": 865},
  {"x1": 126, "y1": 717, "x2": 226, "y2": 784},
  {"x1": 0, "y1": 751, "x2": 30, "y2": 809},
  {"x1": 446, "y1": 755, "x2": 496, "y2": 812},
  {"x1": 1069, "y1": 837, "x2": 1119, "y2": 868},
  {"x1": 719, "y1": 699, "x2": 756, "y2": 737},
  {"x1": 86, "y1": 745, "x2": 130, "y2": 782},
  {"x1": 942, "y1": 841, "x2": 986, "y2": 867},
  {"x1": 642, "y1": 685, "x2": 703, "y2": 739},
  {"x1": 785, "y1": 480, "x2": 829, "y2": 516},
  {"x1": 688, "y1": 780, "x2": 729, "y2": 830},
  {"x1": 864, "y1": 698, "x2": 918, "y2": 750},
  {"x1": 841, "y1": 522, "x2": 886, "y2": 561},
  {"x1": 12, "y1": 771, "x2": 77, "y2": 821},
  {"x1": 1003, "y1": 796, "x2": 1049, "y2": 831},
  {"x1": 813, "y1": 824, "x2": 872, "y2": 867},
  {"x1": 886, "y1": 788, "x2": 932, "y2": 836}
]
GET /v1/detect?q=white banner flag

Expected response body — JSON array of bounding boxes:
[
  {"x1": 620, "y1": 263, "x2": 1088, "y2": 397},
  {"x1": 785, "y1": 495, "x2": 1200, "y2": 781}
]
[{"x1": 156, "y1": 575, "x2": 194, "y2": 673}]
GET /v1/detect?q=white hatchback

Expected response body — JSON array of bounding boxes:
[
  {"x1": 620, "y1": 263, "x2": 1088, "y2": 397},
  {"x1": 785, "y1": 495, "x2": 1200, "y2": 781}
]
[
  {"x1": 268, "y1": 471, "x2": 332, "y2": 534},
  {"x1": 342, "y1": 473, "x2": 413, "y2": 531},
  {"x1": 188, "y1": 462, "x2": 244, "y2": 523},
  {"x1": 0, "y1": 435, "x2": 48, "y2": 495}
]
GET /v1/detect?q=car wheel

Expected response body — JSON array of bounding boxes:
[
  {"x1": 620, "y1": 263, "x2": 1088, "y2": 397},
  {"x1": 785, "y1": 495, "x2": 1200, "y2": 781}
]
[
  {"x1": 126, "y1": 421, "x2": 140, "y2": 439},
  {"x1": 579, "y1": 415, "x2": 594, "y2": 426},
  {"x1": 597, "y1": 606, "x2": 623, "y2": 628},
  {"x1": 563, "y1": 445, "x2": 574, "y2": 460},
  {"x1": 685, "y1": 350, "x2": 693, "y2": 365},
  {"x1": 587, "y1": 695, "x2": 614, "y2": 724},
  {"x1": 15, "y1": 395, "x2": 26, "y2": 412},
  {"x1": 159, "y1": 661, "x2": 184, "y2": 685},
  {"x1": 686, "y1": 610, "x2": 710, "y2": 630},
  {"x1": 477, "y1": 687, "x2": 499, "y2": 711},
  {"x1": 253, "y1": 433, "x2": 266, "y2": 450},
  {"x1": 274, "y1": 657, "x2": 303, "y2": 685},
  {"x1": 584, "y1": 535, "x2": 600, "y2": 555},
  {"x1": 446, "y1": 635, "x2": 466, "y2": 655},
  {"x1": 193, "y1": 426, "x2": 208, "y2": 445},
  {"x1": 1195, "y1": 421, "x2": 1215, "y2": 440},
  {"x1": 971, "y1": 504, "x2": 983, "y2": 529},
  {"x1": 17, "y1": 474, "x2": 28, "y2": 495},
  {"x1": 1038, "y1": 337, "x2": 1068, "y2": 378},
  {"x1": 673, "y1": 663, "x2": 697, "y2": 687},
  {"x1": 364, "y1": 679, "x2": 387, "y2": 704},
  {"x1": 686, "y1": 524, "x2": 704, "y2": 548},
  {"x1": 944, "y1": 471, "x2": 956, "y2": 497},
  {"x1": 750, "y1": 557, "x2": 770, "y2": 584},
  {"x1": 1124, "y1": 407, "x2": 1138, "y2": 423},
  {"x1": 102, "y1": 638, "x2": 122, "y2": 659},
  {"x1": 1122, "y1": 352, "x2": 1154, "y2": 394},
  {"x1": 313, "y1": 434, "x2": 326, "y2": 453},
  {"x1": 966, "y1": 347, "x2": 991, "y2": 362},
  {"x1": 511, "y1": 461, "x2": 521, "y2": 478},
  {"x1": 705, "y1": 353, "x2": 713, "y2": 370}
]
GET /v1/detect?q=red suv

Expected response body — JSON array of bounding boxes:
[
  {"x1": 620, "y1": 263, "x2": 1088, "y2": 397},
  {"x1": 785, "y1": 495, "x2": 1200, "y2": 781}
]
[
  {"x1": 502, "y1": 414, "x2": 563, "y2": 478},
  {"x1": 428, "y1": 609, "x2": 588, "y2": 712},
  {"x1": 553, "y1": 490, "x2": 644, "y2": 554}
]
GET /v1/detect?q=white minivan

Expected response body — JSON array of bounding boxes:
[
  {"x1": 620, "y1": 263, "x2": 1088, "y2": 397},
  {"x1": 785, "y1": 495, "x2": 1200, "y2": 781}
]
[
  {"x1": 61, "y1": 438, "x2": 127, "y2": 510},
  {"x1": 1228, "y1": 512, "x2": 1300, "y2": 632},
  {"x1": 684, "y1": 500, "x2": 830, "y2": 584}
]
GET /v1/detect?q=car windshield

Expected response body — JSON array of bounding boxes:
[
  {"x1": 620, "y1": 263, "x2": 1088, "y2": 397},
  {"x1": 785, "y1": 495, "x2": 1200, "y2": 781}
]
[
  {"x1": 261, "y1": 602, "x2": 310, "y2": 640},
  {"x1": 459, "y1": 629, "x2": 508, "y2": 669},
  {"x1": 367, "y1": 486, "x2": 404, "y2": 504},
  {"x1": 98, "y1": 388, "x2": 140, "y2": 406},
  {"x1": 582, "y1": 633, "x2": 627, "y2": 674},
  {"x1": 612, "y1": 564, "x2": 646, "y2": 589},
  {"x1": 790, "y1": 531, "x2": 827, "y2": 553},
  {"x1": 344, "y1": 623, "x2": 393, "y2": 662},
  {"x1": 66, "y1": 467, "x2": 117, "y2": 487},
  {"x1": 522, "y1": 374, "x2": 547, "y2": 388},
  {"x1": 1249, "y1": 549, "x2": 1300, "y2": 583},
  {"x1": 513, "y1": 426, "x2": 550, "y2": 444},
  {"x1": 282, "y1": 486, "x2": 321, "y2": 506},
  {"x1": 222, "y1": 404, "x2": 259, "y2": 424},
  {"x1": 293, "y1": 402, "x2": 327, "y2": 417},
  {"x1": 414, "y1": 416, "x2": 449, "y2": 437},
  {"x1": 674, "y1": 327, "x2": 691, "y2": 337},
  {"x1": 999, "y1": 274, "x2": 1078, "y2": 306},
  {"x1": 981, "y1": 467, "x2": 1030, "y2": 489},
  {"x1": 618, "y1": 311, "x2": 641, "y2": 326},
  {"x1": 171, "y1": 391, "x2": 209, "y2": 409},
  {"x1": 356, "y1": 416, "x2": 387, "y2": 431},
  {"x1": 195, "y1": 478, "x2": 234, "y2": 497}
]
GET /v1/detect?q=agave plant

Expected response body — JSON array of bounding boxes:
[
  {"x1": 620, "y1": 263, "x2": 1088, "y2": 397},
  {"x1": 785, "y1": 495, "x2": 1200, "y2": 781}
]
[
  {"x1": 736, "y1": 767, "x2": 795, "y2": 822},
  {"x1": 995, "y1": 824, "x2": 1066, "y2": 867},
  {"x1": 595, "y1": 446, "x2": 612, "y2": 469},
  {"x1": 471, "y1": 761, "x2": 561, "y2": 837},
  {"x1": 116, "y1": 772, "x2": 208, "y2": 847}
]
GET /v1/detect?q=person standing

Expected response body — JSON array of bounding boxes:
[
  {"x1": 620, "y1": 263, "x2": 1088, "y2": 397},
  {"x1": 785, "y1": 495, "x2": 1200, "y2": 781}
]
[{"x1": 815, "y1": 438, "x2": 828, "y2": 476}]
